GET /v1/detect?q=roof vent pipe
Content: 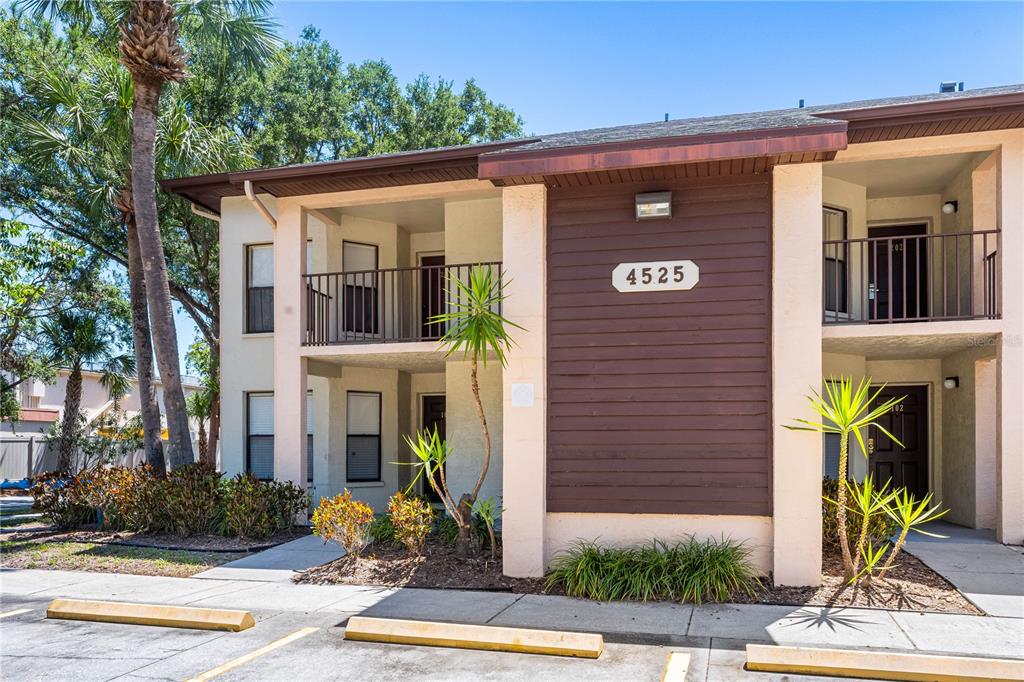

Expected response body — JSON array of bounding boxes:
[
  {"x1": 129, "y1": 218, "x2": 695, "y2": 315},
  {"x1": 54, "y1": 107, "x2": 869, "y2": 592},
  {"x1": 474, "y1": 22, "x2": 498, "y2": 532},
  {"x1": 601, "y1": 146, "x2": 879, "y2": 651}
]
[
  {"x1": 244, "y1": 180, "x2": 277, "y2": 229},
  {"x1": 939, "y1": 81, "x2": 965, "y2": 93},
  {"x1": 798, "y1": 99, "x2": 805, "y2": 108}
]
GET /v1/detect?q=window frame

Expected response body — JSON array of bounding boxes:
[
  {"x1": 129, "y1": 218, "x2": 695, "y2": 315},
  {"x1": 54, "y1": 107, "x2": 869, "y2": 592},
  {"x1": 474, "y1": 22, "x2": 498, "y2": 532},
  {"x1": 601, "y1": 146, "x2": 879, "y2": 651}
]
[
  {"x1": 245, "y1": 243, "x2": 274, "y2": 334},
  {"x1": 245, "y1": 391, "x2": 274, "y2": 481},
  {"x1": 822, "y1": 205, "x2": 850, "y2": 316},
  {"x1": 345, "y1": 390, "x2": 382, "y2": 483}
]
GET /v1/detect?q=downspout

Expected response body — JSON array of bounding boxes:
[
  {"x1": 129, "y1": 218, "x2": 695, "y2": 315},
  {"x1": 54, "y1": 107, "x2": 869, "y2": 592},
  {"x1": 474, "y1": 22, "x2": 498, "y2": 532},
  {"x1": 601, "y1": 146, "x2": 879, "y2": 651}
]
[
  {"x1": 190, "y1": 203, "x2": 221, "y2": 223},
  {"x1": 244, "y1": 180, "x2": 277, "y2": 229}
]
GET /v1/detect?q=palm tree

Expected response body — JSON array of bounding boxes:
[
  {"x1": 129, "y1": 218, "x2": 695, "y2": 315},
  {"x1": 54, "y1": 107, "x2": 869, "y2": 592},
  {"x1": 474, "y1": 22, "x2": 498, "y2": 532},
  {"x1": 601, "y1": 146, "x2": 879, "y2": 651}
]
[
  {"x1": 19, "y1": 0, "x2": 278, "y2": 469},
  {"x1": 186, "y1": 388, "x2": 212, "y2": 465},
  {"x1": 44, "y1": 311, "x2": 135, "y2": 474},
  {"x1": 786, "y1": 376, "x2": 903, "y2": 580},
  {"x1": 432, "y1": 266, "x2": 521, "y2": 554}
]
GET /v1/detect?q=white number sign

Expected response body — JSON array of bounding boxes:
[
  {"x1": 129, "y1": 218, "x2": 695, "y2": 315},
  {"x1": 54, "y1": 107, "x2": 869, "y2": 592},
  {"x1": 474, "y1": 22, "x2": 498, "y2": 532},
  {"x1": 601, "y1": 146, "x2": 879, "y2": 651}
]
[{"x1": 612, "y1": 260, "x2": 699, "y2": 293}]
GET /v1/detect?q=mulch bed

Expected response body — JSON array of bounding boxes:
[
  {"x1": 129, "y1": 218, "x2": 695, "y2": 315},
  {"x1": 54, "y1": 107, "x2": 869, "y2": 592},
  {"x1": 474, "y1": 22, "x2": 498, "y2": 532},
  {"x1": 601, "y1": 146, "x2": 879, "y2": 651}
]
[
  {"x1": 297, "y1": 541, "x2": 978, "y2": 615},
  {"x1": 731, "y1": 545, "x2": 981, "y2": 615},
  {"x1": 3, "y1": 524, "x2": 309, "y2": 552},
  {"x1": 296, "y1": 540, "x2": 546, "y2": 593}
]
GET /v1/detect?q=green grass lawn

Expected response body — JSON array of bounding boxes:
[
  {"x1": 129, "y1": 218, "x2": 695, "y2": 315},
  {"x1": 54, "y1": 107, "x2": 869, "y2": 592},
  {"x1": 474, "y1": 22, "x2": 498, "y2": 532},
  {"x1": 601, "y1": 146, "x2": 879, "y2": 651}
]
[{"x1": 0, "y1": 539, "x2": 248, "y2": 577}]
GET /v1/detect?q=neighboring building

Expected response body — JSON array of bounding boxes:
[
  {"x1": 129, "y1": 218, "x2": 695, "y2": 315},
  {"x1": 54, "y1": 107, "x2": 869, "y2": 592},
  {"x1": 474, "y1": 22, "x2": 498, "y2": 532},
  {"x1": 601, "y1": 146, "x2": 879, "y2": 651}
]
[
  {"x1": 4, "y1": 369, "x2": 203, "y2": 437},
  {"x1": 164, "y1": 84, "x2": 1024, "y2": 586}
]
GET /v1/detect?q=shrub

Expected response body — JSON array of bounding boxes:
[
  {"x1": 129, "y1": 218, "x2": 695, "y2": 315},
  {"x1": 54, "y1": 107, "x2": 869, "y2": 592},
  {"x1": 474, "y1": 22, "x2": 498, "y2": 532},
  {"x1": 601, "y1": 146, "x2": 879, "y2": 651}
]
[
  {"x1": 220, "y1": 474, "x2": 273, "y2": 539},
  {"x1": 30, "y1": 472, "x2": 92, "y2": 529},
  {"x1": 545, "y1": 537, "x2": 758, "y2": 605},
  {"x1": 164, "y1": 463, "x2": 222, "y2": 536},
  {"x1": 822, "y1": 477, "x2": 898, "y2": 549},
  {"x1": 312, "y1": 490, "x2": 374, "y2": 557},
  {"x1": 112, "y1": 465, "x2": 168, "y2": 533},
  {"x1": 76, "y1": 466, "x2": 124, "y2": 529},
  {"x1": 367, "y1": 514, "x2": 397, "y2": 546},
  {"x1": 265, "y1": 480, "x2": 308, "y2": 533},
  {"x1": 387, "y1": 492, "x2": 433, "y2": 555}
]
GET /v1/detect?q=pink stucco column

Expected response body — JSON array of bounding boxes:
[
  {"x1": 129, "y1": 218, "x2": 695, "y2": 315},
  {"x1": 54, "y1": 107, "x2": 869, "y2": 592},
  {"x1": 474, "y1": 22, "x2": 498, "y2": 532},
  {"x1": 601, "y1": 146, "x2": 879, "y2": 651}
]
[
  {"x1": 273, "y1": 202, "x2": 308, "y2": 487},
  {"x1": 501, "y1": 184, "x2": 548, "y2": 577},
  {"x1": 772, "y1": 163, "x2": 824, "y2": 586}
]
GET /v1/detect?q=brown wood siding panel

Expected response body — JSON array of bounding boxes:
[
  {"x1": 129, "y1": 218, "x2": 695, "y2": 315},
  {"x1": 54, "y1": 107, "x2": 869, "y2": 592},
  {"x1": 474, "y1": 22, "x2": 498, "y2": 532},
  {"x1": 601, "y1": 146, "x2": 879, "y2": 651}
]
[{"x1": 547, "y1": 172, "x2": 772, "y2": 516}]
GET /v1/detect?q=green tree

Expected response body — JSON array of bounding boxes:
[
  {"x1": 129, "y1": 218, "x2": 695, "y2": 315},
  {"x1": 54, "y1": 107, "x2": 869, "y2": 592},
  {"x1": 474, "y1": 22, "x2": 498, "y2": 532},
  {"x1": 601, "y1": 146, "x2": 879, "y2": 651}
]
[
  {"x1": 0, "y1": 220, "x2": 81, "y2": 423},
  {"x1": 185, "y1": 337, "x2": 218, "y2": 465},
  {"x1": 16, "y1": 0, "x2": 279, "y2": 471}
]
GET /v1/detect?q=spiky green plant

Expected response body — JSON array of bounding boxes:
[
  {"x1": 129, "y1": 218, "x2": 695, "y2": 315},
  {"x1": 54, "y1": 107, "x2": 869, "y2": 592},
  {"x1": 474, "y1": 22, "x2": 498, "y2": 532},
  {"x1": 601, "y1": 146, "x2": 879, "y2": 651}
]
[
  {"x1": 471, "y1": 496, "x2": 503, "y2": 559},
  {"x1": 878, "y1": 489, "x2": 948, "y2": 578},
  {"x1": 430, "y1": 265, "x2": 522, "y2": 554},
  {"x1": 843, "y1": 475, "x2": 897, "y2": 576},
  {"x1": 786, "y1": 376, "x2": 904, "y2": 580}
]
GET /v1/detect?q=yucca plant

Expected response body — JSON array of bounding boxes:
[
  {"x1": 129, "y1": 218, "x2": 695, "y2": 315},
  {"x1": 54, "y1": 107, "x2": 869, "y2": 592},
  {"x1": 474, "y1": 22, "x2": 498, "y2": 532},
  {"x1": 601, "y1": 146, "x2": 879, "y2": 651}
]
[
  {"x1": 878, "y1": 489, "x2": 948, "y2": 578},
  {"x1": 843, "y1": 475, "x2": 897, "y2": 576},
  {"x1": 471, "y1": 496, "x2": 503, "y2": 559},
  {"x1": 430, "y1": 265, "x2": 522, "y2": 555},
  {"x1": 787, "y1": 376, "x2": 904, "y2": 580}
]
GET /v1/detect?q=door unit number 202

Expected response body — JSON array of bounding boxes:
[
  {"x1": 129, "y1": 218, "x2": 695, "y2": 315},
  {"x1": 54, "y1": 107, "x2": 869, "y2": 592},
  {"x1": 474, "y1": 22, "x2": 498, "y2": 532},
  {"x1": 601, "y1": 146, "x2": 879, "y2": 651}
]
[{"x1": 611, "y1": 260, "x2": 700, "y2": 293}]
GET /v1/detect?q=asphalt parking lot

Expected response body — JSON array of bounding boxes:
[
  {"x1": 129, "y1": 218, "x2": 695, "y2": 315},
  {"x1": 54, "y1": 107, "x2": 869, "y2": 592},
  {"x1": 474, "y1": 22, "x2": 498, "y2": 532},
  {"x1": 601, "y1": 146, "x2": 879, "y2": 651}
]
[{"x1": 0, "y1": 592, "x2": 867, "y2": 681}]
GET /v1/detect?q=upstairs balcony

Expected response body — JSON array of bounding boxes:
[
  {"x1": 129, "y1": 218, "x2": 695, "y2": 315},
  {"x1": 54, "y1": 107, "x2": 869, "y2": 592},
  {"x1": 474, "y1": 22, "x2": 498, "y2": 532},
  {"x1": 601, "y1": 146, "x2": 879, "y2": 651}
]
[
  {"x1": 302, "y1": 261, "x2": 501, "y2": 346},
  {"x1": 822, "y1": 229, "x2": 1000, "y2": 325}
]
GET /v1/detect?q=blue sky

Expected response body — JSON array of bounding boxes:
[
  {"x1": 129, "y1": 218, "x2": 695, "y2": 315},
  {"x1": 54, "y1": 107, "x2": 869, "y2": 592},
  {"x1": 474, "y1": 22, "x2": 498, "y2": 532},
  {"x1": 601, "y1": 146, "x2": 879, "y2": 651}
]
[{"x1": 173, "y1": 1, "x2": 1023, "y2": 363}]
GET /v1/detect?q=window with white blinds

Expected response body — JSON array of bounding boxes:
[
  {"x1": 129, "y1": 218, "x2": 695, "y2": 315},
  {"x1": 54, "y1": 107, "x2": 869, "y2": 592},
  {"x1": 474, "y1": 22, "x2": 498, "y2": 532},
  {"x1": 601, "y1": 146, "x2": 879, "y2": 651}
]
[
  {"x1": 346, "y1": 391, "x2": 380, "y2": 482},
  {"x1": 247, "y1": 393, "x2": 274, "y2": 480}
]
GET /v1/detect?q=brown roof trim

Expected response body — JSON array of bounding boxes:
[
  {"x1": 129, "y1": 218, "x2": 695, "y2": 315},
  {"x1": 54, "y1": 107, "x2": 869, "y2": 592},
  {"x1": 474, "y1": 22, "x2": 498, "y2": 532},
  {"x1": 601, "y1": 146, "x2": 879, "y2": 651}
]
[
  {"x1": 818, "y1": 91, "x2": 1024, "y2": 122},
  {"x1": 477, "y1": 124, "x2": 848, "y2": 179}
]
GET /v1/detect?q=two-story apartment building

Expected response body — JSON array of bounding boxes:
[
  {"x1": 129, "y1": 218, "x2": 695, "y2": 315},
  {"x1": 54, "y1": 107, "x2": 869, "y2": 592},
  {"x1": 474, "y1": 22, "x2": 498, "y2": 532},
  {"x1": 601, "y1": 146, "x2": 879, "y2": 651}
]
[{"x1": 165, "y1": 84, "x2": 1024, "y2": 586}]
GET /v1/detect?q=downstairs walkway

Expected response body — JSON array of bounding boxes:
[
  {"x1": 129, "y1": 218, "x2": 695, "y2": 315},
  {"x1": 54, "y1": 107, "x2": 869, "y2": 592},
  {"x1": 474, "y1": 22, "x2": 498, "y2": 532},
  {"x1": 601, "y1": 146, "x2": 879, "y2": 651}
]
[
  {"x1": 193, "y1": 534, "x2": 344, "y2": 582},
  {"x1": 2, "y1": 567, "x2": 1022, "y2": 662},
  {"x1": 904, "y1": 522, "x2": 1024, "y2": 618}
]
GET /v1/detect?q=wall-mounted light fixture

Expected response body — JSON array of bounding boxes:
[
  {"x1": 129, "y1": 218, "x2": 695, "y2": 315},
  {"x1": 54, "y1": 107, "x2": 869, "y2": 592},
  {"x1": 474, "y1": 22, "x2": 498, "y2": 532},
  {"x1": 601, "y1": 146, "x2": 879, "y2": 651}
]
[
  {"x1": 943, "y1": 376, "x2": 960, "y2": 389},
  {"x1": 635, "y1": 191, "x2": 672, "y2": 220},
  {"x1": 942, "y1": 200, "x2": 959, "y2": 215}
]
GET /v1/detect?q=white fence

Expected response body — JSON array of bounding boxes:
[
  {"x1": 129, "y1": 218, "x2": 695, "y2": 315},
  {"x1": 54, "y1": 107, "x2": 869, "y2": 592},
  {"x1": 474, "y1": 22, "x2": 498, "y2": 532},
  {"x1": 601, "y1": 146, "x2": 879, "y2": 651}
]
[{"x1": 0, "y1": 436, "x2": 147, "y2": 481}]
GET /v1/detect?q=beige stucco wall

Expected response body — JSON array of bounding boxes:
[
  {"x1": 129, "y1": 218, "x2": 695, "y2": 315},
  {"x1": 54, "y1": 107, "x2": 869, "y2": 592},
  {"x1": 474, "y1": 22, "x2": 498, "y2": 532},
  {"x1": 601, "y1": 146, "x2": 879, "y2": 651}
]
[
  {"x1": 445, "y1": 197, "x2": 502, "y2": 264},
  {"x1": 975, "y1": 357, "x2": 998, "y2": 530},
  {"x1": 545, "y1": 514, "x2": 773, "y2": 574},
  {"x1": 444, "y1": 361, "x2": 502, "y2": 508},
  {"x1": 772, "y1": 162, "x2": 825, "y2": 586},
  {"x1": 219, "y1": 195, "x2": 277, "y2": 477},
  {"x1": 823, "y1": 177, "x2": 868, "y2": 320}
]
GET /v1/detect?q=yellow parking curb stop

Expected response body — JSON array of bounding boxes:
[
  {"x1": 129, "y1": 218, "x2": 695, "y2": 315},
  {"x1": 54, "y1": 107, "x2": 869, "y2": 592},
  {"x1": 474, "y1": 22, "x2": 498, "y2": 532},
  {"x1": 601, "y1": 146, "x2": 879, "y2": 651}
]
[{"x1": 46, "y1": 598, "x2": 255, "y2": 632}]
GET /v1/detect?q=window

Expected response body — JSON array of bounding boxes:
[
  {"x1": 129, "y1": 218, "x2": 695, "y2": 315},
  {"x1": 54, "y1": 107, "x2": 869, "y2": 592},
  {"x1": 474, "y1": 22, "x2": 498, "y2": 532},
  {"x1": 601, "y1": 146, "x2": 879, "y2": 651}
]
[
  {"x1": 346, "y1": 391, "x2": 381, "y2": 482},
  {"x1": 306, "y1": 392, "x2": 313, "y2": 484},
  {"x1": 341, "y1": 242, "x2": 379, "y2": 335},
  {"x1": 246, "y1": 393, "x2": 274, "y2": 480},
  {"x1": 823, "y1": 207, "x2": 849, "y2": 315},
  {"x1": 246, "y1": 244, "x2": 274, "y2": 333}
]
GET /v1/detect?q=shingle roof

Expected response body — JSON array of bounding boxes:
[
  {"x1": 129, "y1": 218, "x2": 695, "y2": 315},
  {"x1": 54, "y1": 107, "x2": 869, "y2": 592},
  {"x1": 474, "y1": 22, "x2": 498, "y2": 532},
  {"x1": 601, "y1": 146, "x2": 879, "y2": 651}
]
[{"x1": 487, "y1": 84, "x2": 1024, "y2": 155}]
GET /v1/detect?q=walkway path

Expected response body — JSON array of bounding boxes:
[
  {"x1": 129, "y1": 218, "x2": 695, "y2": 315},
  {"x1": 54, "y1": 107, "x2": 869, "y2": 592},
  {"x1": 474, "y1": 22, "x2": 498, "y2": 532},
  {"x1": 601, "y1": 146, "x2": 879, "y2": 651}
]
[
  {"x1": 193, "y1": 534, "x2": 344, "y2": 582},
  {"x1": 904, "y1": 521, "x2": 1024, "y2": 618},
  {"x1": 2, "y1": 567, "x2": 1022, "y2": 661}
]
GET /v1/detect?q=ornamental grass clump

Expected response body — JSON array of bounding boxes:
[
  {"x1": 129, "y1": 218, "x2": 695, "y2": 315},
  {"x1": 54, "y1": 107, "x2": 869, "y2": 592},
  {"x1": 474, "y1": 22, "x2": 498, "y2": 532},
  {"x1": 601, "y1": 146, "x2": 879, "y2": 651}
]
[
  {"x1": 545, "y1": 537, "x2": 758, "y2": 605},
  {"x1": 312, "y1": 490, "x2": 375, "y2": 558},
  {"x1": 387, "y1": 492, "x2": 433, "y2": 555}
]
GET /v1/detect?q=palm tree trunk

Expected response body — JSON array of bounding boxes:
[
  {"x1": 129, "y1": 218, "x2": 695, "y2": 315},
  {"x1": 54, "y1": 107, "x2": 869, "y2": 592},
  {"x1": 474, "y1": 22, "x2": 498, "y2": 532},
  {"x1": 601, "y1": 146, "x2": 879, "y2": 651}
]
[
  {"x1": 836, "y1": 434, "x2": 855, "y2": 580},
  {"x1": 129, "y1": 76, "x2": 193, "y2": 470},
  {"x1": 196, "y1": 418, "x2": 208, "y2": 463},
  {"x1": 455, "y1": 357, "x2": 490, "y2": 556},
  {"x1": 126, "y1": 213, "x2": 166, "y2": 475},
  {"x1": 58, "y1": 364, "x2": 83, "y2": 474}
]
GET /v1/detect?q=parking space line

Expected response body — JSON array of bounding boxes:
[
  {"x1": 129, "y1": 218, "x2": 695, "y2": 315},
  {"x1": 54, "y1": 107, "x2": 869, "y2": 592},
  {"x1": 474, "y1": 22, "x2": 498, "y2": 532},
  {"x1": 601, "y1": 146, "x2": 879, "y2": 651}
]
[
  {"x1": 0, "y1": 608, "x2": 32, "y2": 619},
  {"x1": 184, "y1": 627, "x2": 320, "y2": 682}
]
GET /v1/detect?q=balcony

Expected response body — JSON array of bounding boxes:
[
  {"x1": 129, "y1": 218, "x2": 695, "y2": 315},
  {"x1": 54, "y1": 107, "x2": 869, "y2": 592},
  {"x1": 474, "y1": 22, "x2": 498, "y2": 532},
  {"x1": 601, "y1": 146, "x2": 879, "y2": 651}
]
[
  {"x1": 302, "y1": 261, "x2": 501, "y2": 346},
  {"x1": 822, "y1": 230, "x2": 1000, "y2": 325}
]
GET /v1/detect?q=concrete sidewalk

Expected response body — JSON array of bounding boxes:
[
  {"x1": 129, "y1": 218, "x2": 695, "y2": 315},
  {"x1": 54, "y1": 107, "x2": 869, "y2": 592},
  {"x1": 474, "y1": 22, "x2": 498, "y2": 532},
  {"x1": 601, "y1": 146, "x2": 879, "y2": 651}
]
[
  {"x1": 2, "y1": 567, "x2": 1022, "y2": 661},
  {"x1": 193, "y1": 534, "x2": 345, "y2": 582},
  {"x1": 904, "y1": 522, "x2": 1024, "y2": 618}
]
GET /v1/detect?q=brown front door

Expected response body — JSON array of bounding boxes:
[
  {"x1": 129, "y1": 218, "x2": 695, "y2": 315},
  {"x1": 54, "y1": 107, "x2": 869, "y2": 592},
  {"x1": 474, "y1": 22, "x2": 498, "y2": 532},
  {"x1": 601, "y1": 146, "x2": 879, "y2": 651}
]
[
  {"x1": 421, "y1": 395, "x2": 446, "y2": 502},
  {"x1": 868, "y1": 224, "x2": 928, "y2": 322},
  {"x1": 421, "y1": 255, "x2": 445, "y2": 339},
  {"x1": 869, "y1": 385, "x2": 928, "y2": 498}
]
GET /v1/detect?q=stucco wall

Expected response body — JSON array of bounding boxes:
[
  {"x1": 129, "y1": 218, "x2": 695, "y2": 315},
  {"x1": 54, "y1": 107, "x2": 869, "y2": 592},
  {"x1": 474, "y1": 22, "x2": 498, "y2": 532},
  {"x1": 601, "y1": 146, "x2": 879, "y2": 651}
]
[
  {"x1": 940, "y1": 347, "x2": 985, "y2": 526},
  {"x1": 445, "y1": 360, "x2": 503, "y2": 507},
  {"x1": 444, "y1": 197, "x2": 502, "y2": 264},
  {"x1": 220, "y1": 195, "x2": 277, "y2": 477}
]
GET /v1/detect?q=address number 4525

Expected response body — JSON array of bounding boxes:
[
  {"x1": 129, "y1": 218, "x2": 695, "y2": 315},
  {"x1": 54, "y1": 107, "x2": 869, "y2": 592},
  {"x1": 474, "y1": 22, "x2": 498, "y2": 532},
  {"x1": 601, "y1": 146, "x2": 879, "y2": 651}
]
[{"x1": 611, "y1": 259, "x2": 700, "y2": 293}]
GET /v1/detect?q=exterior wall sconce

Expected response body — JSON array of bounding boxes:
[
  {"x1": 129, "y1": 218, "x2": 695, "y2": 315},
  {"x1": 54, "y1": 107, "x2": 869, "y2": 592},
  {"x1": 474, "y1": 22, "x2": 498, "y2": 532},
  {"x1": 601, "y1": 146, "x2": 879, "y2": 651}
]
[
  {"x1": 635, "y1": 191, "x2": 672, "y2": 220},
  {"x1": 944, "y1": 376, "x2": 960, "y2": 389},
  {"x1": 942, "y1": 200, "x2": 959, "y2": 215}
]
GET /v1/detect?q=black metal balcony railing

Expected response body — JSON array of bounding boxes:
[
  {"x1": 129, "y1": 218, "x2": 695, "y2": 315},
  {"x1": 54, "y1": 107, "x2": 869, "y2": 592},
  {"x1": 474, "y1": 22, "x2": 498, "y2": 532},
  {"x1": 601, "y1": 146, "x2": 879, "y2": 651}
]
[
  {"x1": 302, "y1": 261, "x2": 501, "y2": 346},
  {"x1": 822, "y1": 229, "x2": 1001, "y2": 325}
]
